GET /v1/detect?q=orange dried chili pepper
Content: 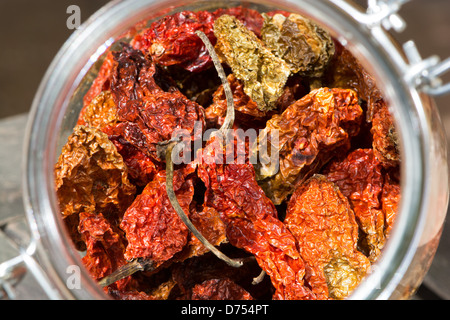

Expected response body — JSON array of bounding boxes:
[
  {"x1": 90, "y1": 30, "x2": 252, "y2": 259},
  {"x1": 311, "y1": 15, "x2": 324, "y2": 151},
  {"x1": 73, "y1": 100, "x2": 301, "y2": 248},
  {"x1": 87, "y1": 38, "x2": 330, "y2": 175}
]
[{"x1": 285, "y1": 175, "x2": 371, "y2": 299}]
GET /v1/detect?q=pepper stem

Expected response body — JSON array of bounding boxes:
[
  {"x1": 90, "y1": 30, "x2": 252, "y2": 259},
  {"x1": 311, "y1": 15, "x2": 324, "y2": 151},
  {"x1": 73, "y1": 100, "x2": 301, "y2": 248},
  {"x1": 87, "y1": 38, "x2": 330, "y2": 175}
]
[
  {"x1": 161, "y1": 31, "x2": 241, "y2": 268},
  {"x1": 97, "y1": 258, "x2": 154, "y2": 288},
  {"x1": 163, "y1": 140, "x2": 243, "y2": 268},
  {"x1": 97, "y1": 30, "x2": 241, "y2": 288},
  {"x1": 195, "y1": 30, "x2": 235, "y2": 135}
]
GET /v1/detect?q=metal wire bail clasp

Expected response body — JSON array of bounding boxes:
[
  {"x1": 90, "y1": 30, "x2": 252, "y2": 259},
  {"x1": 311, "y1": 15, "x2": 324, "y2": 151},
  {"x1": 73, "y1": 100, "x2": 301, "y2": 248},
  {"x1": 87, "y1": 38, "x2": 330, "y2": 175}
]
[
  {"x1": 403, "y1": 41, "x2": 450, "y2": 96},
  {"x1": 331, "y1": 0, "x2": 450, "y2": 97},
  {"x1": 0, "y1": 236, "x2": 60, "y2": 299},
  {"x1": 368, "y1": 0, "x2": 450, "y2": 96},
  {"x1": 366, "y1": 0, "x2": 408, "y2": 31},
  {"x1": 329, "y1": 0, "x2": 408, "y2": 31}
]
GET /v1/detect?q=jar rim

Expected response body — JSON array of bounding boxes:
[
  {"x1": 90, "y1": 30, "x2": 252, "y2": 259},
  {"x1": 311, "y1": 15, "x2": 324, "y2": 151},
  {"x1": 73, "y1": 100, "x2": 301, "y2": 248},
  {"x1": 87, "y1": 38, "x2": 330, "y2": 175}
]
[{"x1": 22, "y1": 0, "x2": 429, "y2": 300}]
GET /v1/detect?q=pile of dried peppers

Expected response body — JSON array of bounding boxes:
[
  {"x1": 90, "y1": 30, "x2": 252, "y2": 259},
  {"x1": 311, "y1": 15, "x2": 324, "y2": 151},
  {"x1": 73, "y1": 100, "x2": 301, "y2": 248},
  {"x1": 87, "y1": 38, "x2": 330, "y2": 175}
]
[{"x1": 54, "y1": 6, "x2": 401, "y2": 300}]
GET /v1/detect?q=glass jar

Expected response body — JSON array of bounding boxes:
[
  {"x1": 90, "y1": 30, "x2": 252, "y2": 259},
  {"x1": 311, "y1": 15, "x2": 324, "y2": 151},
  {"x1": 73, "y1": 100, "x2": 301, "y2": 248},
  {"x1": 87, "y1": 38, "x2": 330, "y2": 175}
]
[{"x1": 7, "y1": 0, "x2": 450, "y2": 299}]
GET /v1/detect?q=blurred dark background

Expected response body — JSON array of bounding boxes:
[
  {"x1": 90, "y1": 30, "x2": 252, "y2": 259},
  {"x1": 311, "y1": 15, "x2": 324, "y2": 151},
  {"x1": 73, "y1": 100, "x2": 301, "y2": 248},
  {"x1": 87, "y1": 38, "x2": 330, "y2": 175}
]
[
  {"x1": 0, "y1": 0, "x2": 449, "y2": 299},
  {"x1": 0, "y1": 0, "x2": 110, "y2": 119}
]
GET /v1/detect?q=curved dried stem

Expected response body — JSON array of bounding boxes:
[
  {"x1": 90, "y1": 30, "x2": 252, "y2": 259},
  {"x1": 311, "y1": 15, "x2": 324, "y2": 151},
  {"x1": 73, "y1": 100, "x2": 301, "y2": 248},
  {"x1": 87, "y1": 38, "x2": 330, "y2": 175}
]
[
  {"x1": 252, "y1": 270, "x2": 266, "y2": 285},
  {"x1": 160, "y1": 31, "x2": 241, "y2": 268},
  {"x1": 98, "y1": 258, "x2": 154, "y2": 288},
  {"x1": 97, "y1": 31, "x2": 241, "y2": 288},
  {"x1": 195, "y1": 30, "x2": 235, "y2": 135},
  {"x1": 164, "y1": 140, "x2": 243, "y2": 268}
]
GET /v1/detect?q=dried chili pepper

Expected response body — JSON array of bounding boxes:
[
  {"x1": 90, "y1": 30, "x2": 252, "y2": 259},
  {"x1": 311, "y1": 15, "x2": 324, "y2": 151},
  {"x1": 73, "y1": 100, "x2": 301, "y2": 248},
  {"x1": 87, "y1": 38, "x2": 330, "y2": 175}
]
[
  {"x1": 261, "y1": 13, "x2": 335, "y2": 77},
  {"x1": 285, "y1": 175, "x2": 371, "y2": 299},
  {"x1": 324, "y1": 149, "x2": 385, "y2": 262},
  {"x1": 54, "y1": 125, "x2": 136, "y2": 249},
  {"x1": 205, "y1": 74, "x2": 272, "y2": 129},
  {"x1": 120, "y1": 166, "x2": 195, "y2": 265},
  {"x1": 81, "y1": 51, "x2": 115, "y2": 109},
  {"x1": 324, "y1": 42, "x2": 400, "y2": 167},
  {"x1": 214, "y1": 15, "x2": 291, "y2": 111},
  {"x1": 255, "y1": 87, "x2": 363, "y2": 205},
  {"x1": 371, "y1": 101, "x2": 400, "y2": 168},
  {"x1": 381, "y1": 169, "x2": 401, "y2": 237},
  {"x1": 190, "y1": 278, "x2": 253, "y2": 300},
  {"x1": 78, "y1": 91, "x2": 118, "y2": 129},
  {"x1": 197, "y1": 137, "x2": 315, "y2": 300},
  {"x1": 110, "y1": 43, "x2": 178, "y2": 107},
  {"x1": 212, "y1": 6, "x2": 264, "y2": 38},
  {"x1": 103, "y1": 45, "x2": 205, "y2": 165},
  {"x1": 78, "y1": 211, "x2": 134, "y2": 291},
  {"x1": 132, "y1": 10, "x2": 216, "y2": 72}
]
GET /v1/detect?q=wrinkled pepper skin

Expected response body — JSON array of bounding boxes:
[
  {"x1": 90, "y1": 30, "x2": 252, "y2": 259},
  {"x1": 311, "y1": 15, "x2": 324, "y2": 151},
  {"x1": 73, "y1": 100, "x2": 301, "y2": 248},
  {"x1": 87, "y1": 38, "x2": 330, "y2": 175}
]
[
  {"x1": 324, "y1": 149, "x2": 385, "y2": 261},
  {"x1": 285, "y1": 175, "x2": 371, "y2": 300},
  {"x1": 54, "y1": 125, "x2": 136, "y2": 249},
  {"x1": 120, "y1": 167, "x2": 195, "y2": 265},
  {"x1": 197, "y1": 138, "x2": 316, "y2": 300},
  {"x1": 255, "y1": 87, "x2": 363, "y2": 205},
  {"x1": 54, "y1": 6, "x2": 401, "y2": 301}
]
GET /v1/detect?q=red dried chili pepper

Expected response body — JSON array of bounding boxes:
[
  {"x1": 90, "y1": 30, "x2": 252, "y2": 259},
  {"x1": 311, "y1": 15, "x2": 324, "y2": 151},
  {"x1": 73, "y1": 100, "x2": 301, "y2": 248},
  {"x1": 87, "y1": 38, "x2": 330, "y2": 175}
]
[
  {"x1": 381, "y1": 169, "x2": 401, "y2": 237},
  {"x1": 79, "y1": 211, "x2": 134, "y2": 291},
  {"x1": 81, "y1": 51, "x2": 115, "y2": 110},
  {"x1": 324, "y1": 149, "x2": 386, "y2": 262},
  {"x1": 120, "y1": 166, "x2": 195, "y2": 265},
  {"x1": 104, "y1": 44, "x2": 206, "y2": 164},
  {"x1": 212, "y1": 6, "x2": 264, "y2": 37},
  {"x1": 132, "y1": 10, "x2": 216, "y2": 72},
  {"x1": 190, "y1": 278, "x2": 253, "y2": 300},
  {"x1": 196, "y1": 137, "x2": 315, "y2": 300},
  {"x1": 255, "y1": 87, "x2": 363, "y2": 205},
  {"x1": 285, "y1": 175, "x2": 371, "y2": 299},
  {"x1": 110, "y1": 44, "x2": 177, "y2": 109}
]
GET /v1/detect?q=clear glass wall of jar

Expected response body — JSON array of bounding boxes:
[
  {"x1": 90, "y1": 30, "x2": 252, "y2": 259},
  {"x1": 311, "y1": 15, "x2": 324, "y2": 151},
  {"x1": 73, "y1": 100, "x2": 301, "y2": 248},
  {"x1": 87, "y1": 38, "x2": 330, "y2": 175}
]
[{"x1": 16, "y1": 0, "x2": 450, "y2": 299}]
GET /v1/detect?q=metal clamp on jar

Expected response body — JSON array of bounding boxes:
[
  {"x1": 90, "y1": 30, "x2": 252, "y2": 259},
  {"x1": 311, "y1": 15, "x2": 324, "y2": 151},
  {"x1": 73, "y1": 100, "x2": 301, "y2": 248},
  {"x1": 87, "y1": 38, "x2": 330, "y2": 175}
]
[{"x1": 1, "y1": 0, "x2": 450, "y2": 300}]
